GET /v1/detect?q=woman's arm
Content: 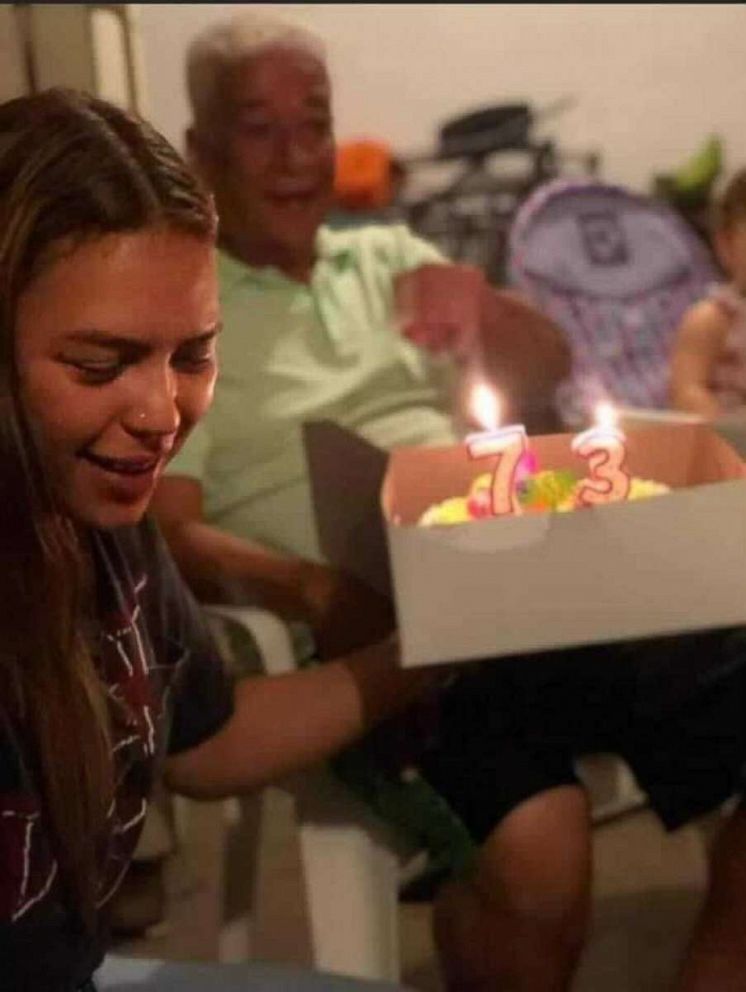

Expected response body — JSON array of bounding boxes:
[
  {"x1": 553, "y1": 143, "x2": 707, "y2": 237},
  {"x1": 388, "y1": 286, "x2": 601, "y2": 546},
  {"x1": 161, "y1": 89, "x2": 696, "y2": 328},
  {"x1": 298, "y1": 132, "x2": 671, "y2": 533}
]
[
  {"x1": 670, "y1": 300, "x2": 731, "y2": 419},
  {"x1": 162, "y1": 635, "x2": 438, "y2": 798}
]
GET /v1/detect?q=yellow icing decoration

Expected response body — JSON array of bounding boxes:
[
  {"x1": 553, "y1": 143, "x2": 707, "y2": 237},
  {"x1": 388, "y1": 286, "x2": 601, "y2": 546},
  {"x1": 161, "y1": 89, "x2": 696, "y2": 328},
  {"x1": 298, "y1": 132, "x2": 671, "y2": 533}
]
[
  {"x1": 416, "y1": 472, "x2": 670, "y2": 526},
  {"x1": 418, "y1": 497, "x2": 472, "y2": 527}
]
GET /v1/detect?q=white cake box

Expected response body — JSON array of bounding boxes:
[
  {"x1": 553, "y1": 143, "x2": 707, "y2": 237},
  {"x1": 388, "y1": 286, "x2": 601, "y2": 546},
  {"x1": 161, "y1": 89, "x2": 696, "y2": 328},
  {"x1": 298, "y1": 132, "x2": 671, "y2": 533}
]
[{"x1": 304, "y1": 421, "x2": 746, "y2": 668}]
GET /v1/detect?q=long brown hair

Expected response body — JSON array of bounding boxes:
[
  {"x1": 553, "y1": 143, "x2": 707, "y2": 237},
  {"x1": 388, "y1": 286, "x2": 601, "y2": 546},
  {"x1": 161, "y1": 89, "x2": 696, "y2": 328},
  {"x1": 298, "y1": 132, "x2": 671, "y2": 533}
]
[{"x1": 0, "y1": 88, "x2": 215, "y2": 924}]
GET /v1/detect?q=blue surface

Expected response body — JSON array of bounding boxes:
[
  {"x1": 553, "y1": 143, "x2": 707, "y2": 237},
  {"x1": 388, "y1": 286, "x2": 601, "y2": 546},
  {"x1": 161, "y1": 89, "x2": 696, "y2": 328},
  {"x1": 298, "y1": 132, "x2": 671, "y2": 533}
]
[{"x1": 96, "y1": 956, "x2": 408, "y2": 991}]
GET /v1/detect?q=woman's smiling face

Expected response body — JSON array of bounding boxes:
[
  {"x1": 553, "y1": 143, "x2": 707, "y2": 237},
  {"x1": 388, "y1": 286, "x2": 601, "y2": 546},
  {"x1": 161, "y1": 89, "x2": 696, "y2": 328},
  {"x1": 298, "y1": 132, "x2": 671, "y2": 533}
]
[{"x1": 15, "y1": 226, "x2": 219, "y2": 529}]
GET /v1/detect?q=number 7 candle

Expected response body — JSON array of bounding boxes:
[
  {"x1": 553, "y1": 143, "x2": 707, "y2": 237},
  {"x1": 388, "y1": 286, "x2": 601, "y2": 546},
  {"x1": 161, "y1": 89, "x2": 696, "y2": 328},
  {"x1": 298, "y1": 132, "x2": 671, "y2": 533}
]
[{"x1": 466, "y1": 383, "x2": 528, "y2": 516}]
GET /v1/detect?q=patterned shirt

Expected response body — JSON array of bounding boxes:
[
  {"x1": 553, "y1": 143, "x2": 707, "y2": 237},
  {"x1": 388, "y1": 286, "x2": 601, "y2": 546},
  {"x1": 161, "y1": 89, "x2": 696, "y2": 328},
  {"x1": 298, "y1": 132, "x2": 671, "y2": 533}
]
[{"x1": 0, "y1": 519, "x2": 234, "y2": 991}]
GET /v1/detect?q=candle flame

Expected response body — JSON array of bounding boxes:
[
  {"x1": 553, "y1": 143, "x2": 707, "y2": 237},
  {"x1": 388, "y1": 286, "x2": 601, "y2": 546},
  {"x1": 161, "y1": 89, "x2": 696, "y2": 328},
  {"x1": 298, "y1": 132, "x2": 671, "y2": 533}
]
[
  {"x1": 471, "y1": 382, "x2": 501, "y2": 431},
  {"x1": 594, "y1": 401, "x2": 618, "y2": 431}
]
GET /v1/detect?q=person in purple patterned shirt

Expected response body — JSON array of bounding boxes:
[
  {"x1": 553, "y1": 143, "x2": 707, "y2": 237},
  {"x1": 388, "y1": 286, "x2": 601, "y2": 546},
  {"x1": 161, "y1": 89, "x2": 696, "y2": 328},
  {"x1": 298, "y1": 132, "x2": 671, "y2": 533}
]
[{"x1": 671, "y1": 169, "x2": 746, "y2": 418}]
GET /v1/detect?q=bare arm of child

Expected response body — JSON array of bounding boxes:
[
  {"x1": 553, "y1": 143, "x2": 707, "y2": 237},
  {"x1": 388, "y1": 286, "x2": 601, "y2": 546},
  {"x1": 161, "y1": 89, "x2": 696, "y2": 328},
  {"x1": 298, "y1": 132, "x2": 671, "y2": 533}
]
[{"x1": 669, "y1": 299, "x2": 732, "y2": 419}]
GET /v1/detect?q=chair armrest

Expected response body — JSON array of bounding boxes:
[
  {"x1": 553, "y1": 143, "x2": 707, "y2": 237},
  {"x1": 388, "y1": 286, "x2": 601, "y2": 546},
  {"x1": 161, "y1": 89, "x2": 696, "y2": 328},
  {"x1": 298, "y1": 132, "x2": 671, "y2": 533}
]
[{"x1": 202, "y1": 604, "x2": 297, "y2": 676}]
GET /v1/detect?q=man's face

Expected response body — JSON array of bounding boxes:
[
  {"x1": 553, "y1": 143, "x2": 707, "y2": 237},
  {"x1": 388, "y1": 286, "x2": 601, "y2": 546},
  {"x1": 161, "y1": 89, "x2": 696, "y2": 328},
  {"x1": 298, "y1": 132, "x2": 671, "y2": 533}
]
[{"x1": 202, "y1": 46, "x2": 335, "y2": 266}]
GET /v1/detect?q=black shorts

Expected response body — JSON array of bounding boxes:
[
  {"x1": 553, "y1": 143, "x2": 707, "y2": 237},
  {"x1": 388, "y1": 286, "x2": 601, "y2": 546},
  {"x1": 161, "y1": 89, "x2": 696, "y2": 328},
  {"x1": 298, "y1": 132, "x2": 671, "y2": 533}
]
[{"x1": 417, "y1": 628, "x2": 746, "y2": 844}]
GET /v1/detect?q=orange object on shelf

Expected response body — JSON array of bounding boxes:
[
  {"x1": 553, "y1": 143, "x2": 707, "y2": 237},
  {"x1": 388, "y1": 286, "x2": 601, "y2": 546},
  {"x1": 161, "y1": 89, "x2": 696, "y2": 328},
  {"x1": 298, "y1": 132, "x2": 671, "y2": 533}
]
[{"x1": 334, "y1": 139, "x2": 394, "y2": 210}]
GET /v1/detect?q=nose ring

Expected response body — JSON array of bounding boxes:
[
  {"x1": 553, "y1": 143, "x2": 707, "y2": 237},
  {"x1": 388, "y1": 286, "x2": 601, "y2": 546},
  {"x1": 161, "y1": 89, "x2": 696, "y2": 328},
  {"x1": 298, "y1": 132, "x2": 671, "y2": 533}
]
[{"x1": 138, "y1": 412, "x2": 147, "y2": 420}]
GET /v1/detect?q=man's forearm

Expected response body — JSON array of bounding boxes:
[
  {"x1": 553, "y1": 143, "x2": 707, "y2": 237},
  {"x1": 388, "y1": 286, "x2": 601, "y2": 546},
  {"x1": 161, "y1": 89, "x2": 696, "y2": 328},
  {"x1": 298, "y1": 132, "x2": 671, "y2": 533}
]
[{"x1": 160, "y1": 517, "x2": 308, "y2": 619}]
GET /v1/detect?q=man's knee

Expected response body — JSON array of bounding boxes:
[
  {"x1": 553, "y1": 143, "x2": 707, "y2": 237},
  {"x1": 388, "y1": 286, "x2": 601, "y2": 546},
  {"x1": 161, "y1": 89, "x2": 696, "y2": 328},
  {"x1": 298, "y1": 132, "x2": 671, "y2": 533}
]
[
  {"x1": 474, "y1": 785, "x2": 592, "y2": 935},
  {"x1": 703, "y1": 801, "x2": 746, "y2": 901}
]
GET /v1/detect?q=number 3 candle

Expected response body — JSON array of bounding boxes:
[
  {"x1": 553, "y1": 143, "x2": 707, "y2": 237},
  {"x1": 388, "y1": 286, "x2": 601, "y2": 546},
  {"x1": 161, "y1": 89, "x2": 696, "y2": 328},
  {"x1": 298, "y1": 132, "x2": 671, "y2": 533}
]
[
  {"x1": 572, "y1": 402, "x2": 631, "y2": 506},
  {"x1": 466, "y1": 384, "x2": 528, "y2": 516}
]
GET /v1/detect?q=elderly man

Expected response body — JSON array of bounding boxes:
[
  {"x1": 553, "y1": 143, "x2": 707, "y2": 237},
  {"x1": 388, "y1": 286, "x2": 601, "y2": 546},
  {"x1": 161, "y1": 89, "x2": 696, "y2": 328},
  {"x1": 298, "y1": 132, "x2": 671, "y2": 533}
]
[
  {"x1": 151, "y1": 13, "x2": 746, "y2": 992},
  {"x1": 156, "y1": 15, "x2": 569, "y2": 657}
]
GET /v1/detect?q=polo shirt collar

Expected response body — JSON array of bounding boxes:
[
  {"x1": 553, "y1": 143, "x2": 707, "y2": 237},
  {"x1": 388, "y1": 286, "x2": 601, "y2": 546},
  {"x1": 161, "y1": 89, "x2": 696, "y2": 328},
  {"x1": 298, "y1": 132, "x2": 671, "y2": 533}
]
[
  {"x1": 218, "y1": 225, "x2": 353, "y2": 291},
  {"x1": 315, "y1": 226, "x2": 355, "y2": 267}
]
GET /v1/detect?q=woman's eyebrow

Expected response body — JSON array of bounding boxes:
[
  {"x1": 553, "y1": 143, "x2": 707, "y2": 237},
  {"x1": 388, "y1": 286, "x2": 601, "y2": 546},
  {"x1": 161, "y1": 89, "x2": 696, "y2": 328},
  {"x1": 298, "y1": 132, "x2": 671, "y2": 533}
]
[
  {"x1": 62, "y1": 330, "x2": 143, "y2": 350},
  {"x1": 185, "y1": 323, "x2": 223, "y2": 344},
  {"x1": 61, "y1": 323, "x2": 222, "y2": 349}
]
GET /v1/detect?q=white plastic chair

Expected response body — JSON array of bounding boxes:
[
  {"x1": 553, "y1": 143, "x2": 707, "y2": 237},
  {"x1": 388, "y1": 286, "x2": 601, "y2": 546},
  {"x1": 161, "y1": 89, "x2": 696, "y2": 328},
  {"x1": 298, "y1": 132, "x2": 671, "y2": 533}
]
[{"x1": 201, "y1": 604, "x2": 409, "y2": 981}]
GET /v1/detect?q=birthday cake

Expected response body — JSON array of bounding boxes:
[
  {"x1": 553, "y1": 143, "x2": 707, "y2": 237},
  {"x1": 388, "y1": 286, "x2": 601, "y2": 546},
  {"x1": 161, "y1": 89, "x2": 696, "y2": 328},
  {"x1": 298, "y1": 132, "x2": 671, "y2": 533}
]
[{"x1": 418, "y1": 468, "x2": 670, "y2": 527}]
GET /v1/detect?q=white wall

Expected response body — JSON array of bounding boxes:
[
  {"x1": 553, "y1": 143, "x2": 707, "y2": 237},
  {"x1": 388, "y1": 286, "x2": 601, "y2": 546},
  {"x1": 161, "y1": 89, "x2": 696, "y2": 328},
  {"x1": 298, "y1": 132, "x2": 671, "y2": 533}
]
[
  {"x1": 138, "y1": 3, "x2": 746, "y2": 193},
  {"x1": 0, "y1": 7, "x2": 29, "y2": 101}
]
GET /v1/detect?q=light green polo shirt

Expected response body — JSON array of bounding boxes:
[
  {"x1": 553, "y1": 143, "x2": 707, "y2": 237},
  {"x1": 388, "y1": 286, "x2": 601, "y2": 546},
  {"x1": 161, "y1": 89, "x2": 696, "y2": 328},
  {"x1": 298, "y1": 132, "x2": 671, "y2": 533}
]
[{"x1": 167, "y1": 224, "x2": 458, "y2": 561}]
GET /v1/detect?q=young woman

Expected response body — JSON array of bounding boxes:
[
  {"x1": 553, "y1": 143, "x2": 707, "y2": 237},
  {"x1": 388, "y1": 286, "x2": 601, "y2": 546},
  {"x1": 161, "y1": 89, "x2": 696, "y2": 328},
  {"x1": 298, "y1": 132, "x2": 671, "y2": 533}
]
[{"x1": 0, "y1": 88, "x2": 429, "y2": 992}]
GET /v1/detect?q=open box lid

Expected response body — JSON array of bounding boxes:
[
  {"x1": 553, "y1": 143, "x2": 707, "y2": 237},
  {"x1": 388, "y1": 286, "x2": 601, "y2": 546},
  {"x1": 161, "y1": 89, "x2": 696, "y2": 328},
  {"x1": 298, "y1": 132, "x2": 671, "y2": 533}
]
[
  {"x1": 619, "y1": 406, "x2": 746, "y2": 460},
  {"x1": 303, "y1": 420, "x2": 392, "y2": 596}
]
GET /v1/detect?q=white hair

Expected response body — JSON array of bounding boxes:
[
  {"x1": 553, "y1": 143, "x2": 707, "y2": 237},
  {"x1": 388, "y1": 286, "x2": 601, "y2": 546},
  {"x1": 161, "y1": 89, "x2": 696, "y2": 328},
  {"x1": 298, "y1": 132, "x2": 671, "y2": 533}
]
[{"x1": 186, "y1": 12, "x2": 327, "y2": 136}]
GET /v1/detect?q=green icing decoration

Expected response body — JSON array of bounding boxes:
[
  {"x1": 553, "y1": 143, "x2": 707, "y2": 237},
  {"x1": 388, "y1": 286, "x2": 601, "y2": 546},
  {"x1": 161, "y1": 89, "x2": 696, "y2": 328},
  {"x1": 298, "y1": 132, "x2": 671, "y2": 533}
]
[{"x1": 518, "y1": 469, "x2": 578, "y2": 508}]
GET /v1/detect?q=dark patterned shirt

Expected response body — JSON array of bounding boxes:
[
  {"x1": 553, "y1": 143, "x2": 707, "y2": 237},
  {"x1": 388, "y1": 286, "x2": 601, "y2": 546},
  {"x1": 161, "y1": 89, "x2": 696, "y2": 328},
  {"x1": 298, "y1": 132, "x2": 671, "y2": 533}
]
[{"x1": 0, "y1": 518, "x2": 234, "y2": 991}]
